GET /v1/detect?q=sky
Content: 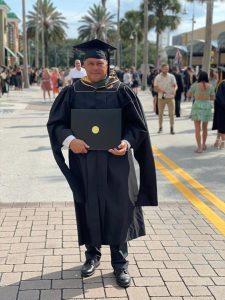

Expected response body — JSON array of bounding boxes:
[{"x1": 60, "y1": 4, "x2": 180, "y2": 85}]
[{"x1": 4, "y1": 0, "x2": 225, "y2": 43}]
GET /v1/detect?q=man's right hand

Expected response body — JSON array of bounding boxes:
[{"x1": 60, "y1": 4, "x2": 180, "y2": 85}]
[{"x1": 69, "y1": 139, "x2": 90, "y2": 154}]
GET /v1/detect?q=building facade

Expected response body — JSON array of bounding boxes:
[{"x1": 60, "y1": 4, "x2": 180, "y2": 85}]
[
  {"x1": 0, "y1": 0, "x2": 21, "y2": 66},
  {"x1": 172, "y1": 20, "x2": 225, "y2": 46},
  {"x1": 172, "y1": 20, "x2": 225, "y2": 66}
]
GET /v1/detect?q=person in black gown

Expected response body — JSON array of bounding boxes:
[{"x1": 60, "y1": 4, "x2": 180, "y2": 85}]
[
  {"x1": 212, "y1": 67, "x2": 225, "y2": 149},
  {"x1": 47, "y1": 39, "x2": 158, "y2": 288}
]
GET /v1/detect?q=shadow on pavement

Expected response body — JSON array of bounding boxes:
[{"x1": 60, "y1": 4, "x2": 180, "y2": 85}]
[
  {"x1": 0, "y1": 266, "x2": 117, "y2": 300},
  {"x1": 6, "y1": 125, "x2": 45, "y2": 129},
  {"x1": 29, "y1": 146, "x2": 51, "y2": 152},
  {"x1": 38, "y1": 176, "x2": 67, "y2": 182},
  {"x1": 21, "y1": 135, "x2": 48, "y2": 139}
]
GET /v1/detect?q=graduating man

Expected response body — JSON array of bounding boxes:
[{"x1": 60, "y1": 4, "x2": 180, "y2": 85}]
[{"x1": 47, "y1": 39, "x2": 158, "y2": 288}]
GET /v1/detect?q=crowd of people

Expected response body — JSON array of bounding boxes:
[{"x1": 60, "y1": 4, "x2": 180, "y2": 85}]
[
  {"x1": 147, "y1": 63, "x2": 225, "y2": 152},
  {"x1": 0, "y1": 64, "x2": 75, "y2": 101},
  {"x1": 1, "y1": 60, "x2": 224, "y2": 152}
]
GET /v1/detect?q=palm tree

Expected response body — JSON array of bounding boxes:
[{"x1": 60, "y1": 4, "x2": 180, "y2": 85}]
[
  {"x1": 120, "y1": 10, "x2": 144, "y2": 66},
  {"x1": 78, "y1": 4, "x2": 115, "y2": 41},
  {"x1": 27, "y1": 0, "x2": 68, "y2": 66},
  {"x1": 120, "y1": 10, "x2": 144, "y2": 42},
  {"x1": 141, "y1": 0, "x2": 181, "y2": 66}
]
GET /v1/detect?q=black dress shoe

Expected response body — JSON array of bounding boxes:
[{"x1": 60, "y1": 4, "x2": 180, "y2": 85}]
[
  {"x1": 157, "y1": 127, "x2": 162, "y2": 133},
  {"x1": 81, "y1": 259, "x2": 100, "y2": 277},
  {"x1": 170, "y1": 127, "x2": 175, "y2": 135},
  {"x1": 114, "y1": 268, "x2": 131, "y2": 288}
]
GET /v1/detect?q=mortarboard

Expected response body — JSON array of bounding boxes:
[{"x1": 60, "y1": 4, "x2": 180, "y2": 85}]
[{"x1": 73, "y1": 39, "x2": 117, "y2": 75}]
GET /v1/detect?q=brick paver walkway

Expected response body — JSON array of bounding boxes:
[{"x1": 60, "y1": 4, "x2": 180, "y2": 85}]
[{"x1": 0, "y1": 201, "x2": 224, "y2": 300}]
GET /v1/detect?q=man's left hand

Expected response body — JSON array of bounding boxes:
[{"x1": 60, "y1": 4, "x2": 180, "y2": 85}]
[{"x1": 108, "y1": 141, "x2": 128, "y2": 156}]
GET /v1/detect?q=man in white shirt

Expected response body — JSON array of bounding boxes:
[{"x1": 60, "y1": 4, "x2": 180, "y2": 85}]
[
  {"x1": 68, "y1": 59, "x2": 87, "y2": 84},
  {"x1": 154, "y1": 63, "x2": 177, "y2": 134}
]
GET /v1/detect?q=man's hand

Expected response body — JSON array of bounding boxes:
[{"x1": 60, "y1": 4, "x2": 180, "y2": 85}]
[
  {"x1": 69, "y1": 139, "x2": 90, "y2": 154},
  {"x1": 108, "y1": 141, "x2": 128, "y2": 156}
]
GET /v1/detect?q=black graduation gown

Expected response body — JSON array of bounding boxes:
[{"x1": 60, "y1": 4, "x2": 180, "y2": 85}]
[
  {"x1": 212, "y1": 80, "x2": 225, "y2": 134},
  {"x1": 47, "y1": 77, "x2": 158, "y2": 246}
]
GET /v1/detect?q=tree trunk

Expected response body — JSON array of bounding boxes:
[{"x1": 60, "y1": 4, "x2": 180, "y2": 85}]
[
  {"x1": 101, "y1": 0, "x2": 106, "y2": 9},
  {"x1": 22, "y1": 0, "x2": 30, "y2": 88},
  {"x1": 41, "y1": 7, "x2": 45, "y2": 68},
  {"x1": 155, "y1": 32, "x2": 160, "y2": 68},
  {"x1": 45, "y1": 32, "x2": 48, "y2": 67},
  {"x1": 202, "y1": 0, "x2": 213, "y2": 74},
  {"x1": 35, "y1": 0, "x2": 39, "y2": 68},
  {"x1": 142, "y1": 0, "x2": 148, "y2": 90},
  {"x1": 116, "y1": 0, "x2": 120, "y2": 67}
]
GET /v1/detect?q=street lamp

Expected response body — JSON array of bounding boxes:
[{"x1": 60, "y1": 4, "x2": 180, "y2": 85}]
[
  {"x1": 130, "y1": 31, "x2": 138, "y2": 68},
  {"x1": 189, "y1": 0, "x2": 196, "y2": 67}
]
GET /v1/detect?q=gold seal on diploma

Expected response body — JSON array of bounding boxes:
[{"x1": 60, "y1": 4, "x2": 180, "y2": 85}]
[{"x1": 92, "y1": 126, "x2": 100, "y2": 134}]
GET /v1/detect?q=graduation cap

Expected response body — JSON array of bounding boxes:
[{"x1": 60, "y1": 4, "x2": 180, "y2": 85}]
[{"x1": 73, "y1": 39, "x2": 117, "y2": 75}]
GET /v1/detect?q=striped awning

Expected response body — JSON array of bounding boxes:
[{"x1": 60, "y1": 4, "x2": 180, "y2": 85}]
[
  {"x1": 17, "y1": 51, "x2": 24, "y2": 58},
  {"x1": 5, "y1": 46, "x2": 17, "y2": 58}
]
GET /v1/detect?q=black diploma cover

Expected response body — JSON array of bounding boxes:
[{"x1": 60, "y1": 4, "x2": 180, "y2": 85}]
[{"x1": 71, "y1": 109, "x2": 121, "y2": 150}]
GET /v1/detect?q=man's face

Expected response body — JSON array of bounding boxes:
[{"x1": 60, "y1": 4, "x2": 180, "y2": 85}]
[
  {"x1": 75, "y1": 60, "x2": 81, "y2": 70},
  {"x1": 161, "y1": 65, "x2": 169, "y2": 75},
  {"x1": 83, "y1": 58, "x2": 108, "y2": 82}
]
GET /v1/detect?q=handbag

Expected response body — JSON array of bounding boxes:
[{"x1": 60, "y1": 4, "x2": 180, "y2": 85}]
[{"x1": 57, "y1": 78, "x2": 63, "y2": 88}]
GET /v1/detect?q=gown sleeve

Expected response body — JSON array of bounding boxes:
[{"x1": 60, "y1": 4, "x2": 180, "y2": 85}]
[
  {"x1": 46, "y1": 86, "x2": 83, "y2": 203},
  {"x1": 216, "y1": 81, "x2": 225, "y2": 110},
  {"x1": 118, "y1": 84, "x2": 158, "y2": 206}
]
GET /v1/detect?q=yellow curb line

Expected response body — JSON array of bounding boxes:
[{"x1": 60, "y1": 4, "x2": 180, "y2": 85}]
[
  {"x1": 153, "y1": 147, "x2": 225, "y2": 215},
  {"x1": 154, "y1": 159, "x2": 225, "y2": 236}
]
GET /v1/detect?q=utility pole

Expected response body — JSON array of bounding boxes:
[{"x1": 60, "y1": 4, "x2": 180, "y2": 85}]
[
  {"x1": 35, "y1": 0, "x2": 40, "y2": 68},
  {"x1": 142, "y1": 0, "x2": 148, "y2": 90},
  {"x1": 22, "y1": 0, "x2": 29, "y2": 88}
]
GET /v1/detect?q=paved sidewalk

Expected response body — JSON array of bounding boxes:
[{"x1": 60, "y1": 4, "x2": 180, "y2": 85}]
[
  {"x1": 0, "y1": 87, "x2": 225, "y2": 299},
  {"x1": 0, "y1": 201, "x2": 225, "y2": 300}
]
